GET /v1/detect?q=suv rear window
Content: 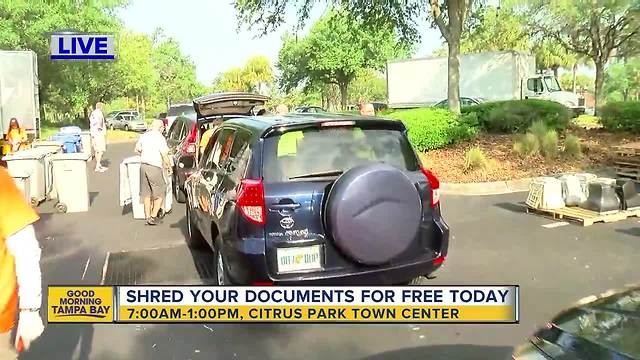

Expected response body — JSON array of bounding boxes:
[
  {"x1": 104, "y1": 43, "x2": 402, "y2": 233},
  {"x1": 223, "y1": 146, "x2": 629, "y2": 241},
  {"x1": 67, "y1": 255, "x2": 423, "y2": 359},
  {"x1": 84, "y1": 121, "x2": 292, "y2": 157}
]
[
  {"x1": 263, "y1": 126, "x2": 419, "y2": 182},
  {"x1": 168, "y1": 105, "x2": 196, "y2": 118}
]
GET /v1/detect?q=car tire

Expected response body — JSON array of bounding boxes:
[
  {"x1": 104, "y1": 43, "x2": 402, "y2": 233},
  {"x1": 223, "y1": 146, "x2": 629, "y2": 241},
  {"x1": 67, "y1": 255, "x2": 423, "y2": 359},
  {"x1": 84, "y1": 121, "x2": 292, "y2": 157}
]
[
  {"x1": 109, "y1": 124, "x2": 114, "y2": 130},
  {"x1": 124, "y1": 125, "x2": 129, "y2": 131},
  {"x1": 173, "y1": 173, "x2": 187, "y2": 203},
  {"x1": 186, "y1": 206, "x2": 206, "y2": 249},
  {"x1": 214, "y1": 237, "x2": 231, "y2": 286}
]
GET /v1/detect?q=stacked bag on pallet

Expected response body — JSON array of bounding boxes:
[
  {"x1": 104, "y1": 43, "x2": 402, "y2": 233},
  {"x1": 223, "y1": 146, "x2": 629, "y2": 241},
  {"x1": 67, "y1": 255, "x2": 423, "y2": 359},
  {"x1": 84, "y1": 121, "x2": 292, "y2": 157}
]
[
  {"x1": 526, "y1": 177, "x2": 565, "y2": 210},
  {"x1": 558, "y1": 174, "x2": 586, "y2": 206}
]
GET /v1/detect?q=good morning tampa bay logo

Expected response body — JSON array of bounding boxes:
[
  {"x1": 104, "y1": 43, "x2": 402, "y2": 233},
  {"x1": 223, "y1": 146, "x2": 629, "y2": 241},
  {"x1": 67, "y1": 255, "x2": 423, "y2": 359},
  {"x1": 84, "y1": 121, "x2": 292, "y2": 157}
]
[
  {"x1": 50, "y1": 289, "x2": 111, "y2": 319},
  {"x1": 49, "y1": 32, "x2": 115, "y2": 60}
]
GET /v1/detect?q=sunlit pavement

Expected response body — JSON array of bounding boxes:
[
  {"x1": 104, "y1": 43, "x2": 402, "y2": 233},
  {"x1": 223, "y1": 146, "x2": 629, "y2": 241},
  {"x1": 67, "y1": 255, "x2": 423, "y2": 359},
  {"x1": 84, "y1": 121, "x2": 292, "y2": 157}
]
[{"x1": 22, "y1": 141, "x2": 640, "y2": 360}]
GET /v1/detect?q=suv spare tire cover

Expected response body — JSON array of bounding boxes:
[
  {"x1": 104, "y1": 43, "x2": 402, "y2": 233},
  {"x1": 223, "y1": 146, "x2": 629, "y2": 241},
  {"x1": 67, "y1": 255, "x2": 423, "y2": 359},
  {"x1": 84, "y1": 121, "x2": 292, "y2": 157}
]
[{"x1": 326, "y1": 163, "x2": 422, "y2": 265}]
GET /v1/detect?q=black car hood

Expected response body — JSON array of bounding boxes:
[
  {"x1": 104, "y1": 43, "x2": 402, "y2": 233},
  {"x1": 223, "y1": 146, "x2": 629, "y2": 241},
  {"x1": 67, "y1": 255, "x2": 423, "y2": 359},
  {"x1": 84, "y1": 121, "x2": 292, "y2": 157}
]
[
  {"x1": 515, "y1": 287, "x2": 640, "y2": 360},
  {"x1": 192, "y1": 92, "x2": 269, "y2": 118}
]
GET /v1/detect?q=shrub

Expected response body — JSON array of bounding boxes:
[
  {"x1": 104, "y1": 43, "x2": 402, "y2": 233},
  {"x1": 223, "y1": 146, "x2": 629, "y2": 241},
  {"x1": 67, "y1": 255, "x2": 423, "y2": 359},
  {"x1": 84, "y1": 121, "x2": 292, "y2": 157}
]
[
  {"x1": 462, "y1": 99, "x2": 571, "y2": 133},
  {"x1": 385, "y1": 108, "x2": 479, "y2": 151},
  {"x1": 540, "y1": 130, "x2": 559, "y2": 159},
  {"x1": 513, "y1": 133, "x2": 540, "y2": 157},
  {"x1": 464, "y1": 147, "x2": 488, "y2": 170},
  {"x1": 529, "y1": 120, "x2": 549, "y2": 143},
  {"x1": 564, "y1": 134, "x2": 582, "y2": 157},
  {"x1": 599, "y1": 101, "x2": 640, "y2": 133}
]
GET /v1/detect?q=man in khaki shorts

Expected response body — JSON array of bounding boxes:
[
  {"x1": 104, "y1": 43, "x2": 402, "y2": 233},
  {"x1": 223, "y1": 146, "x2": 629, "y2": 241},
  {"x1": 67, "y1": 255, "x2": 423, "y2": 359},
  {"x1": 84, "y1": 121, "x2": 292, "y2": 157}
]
[
  {"x1": 89, "y1": 102, "x2": 108, "y2": 172},
  {"x1": 135, "y1": 120, "x2": 172, "y2": 225}
]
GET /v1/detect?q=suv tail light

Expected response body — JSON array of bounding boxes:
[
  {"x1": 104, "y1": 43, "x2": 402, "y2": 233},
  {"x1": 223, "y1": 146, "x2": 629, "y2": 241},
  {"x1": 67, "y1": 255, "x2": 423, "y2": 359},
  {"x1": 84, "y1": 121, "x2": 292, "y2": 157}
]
[
  {"x1": 181, "y1": 123, "x2": 197, "y2": 154},
  {"x1": 237, "y1": 179, "x2": 266, "y2": 225},
  {"x1": 420, "y1": 167, "x2": 440, "y2": 207}
]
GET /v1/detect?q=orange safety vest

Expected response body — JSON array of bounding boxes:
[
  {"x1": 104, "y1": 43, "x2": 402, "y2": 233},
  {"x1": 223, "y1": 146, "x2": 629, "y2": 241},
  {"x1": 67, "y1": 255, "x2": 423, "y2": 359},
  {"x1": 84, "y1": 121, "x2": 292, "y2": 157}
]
[{"x1": 0, "y1": 167, "x2": 39, "y2": 333}]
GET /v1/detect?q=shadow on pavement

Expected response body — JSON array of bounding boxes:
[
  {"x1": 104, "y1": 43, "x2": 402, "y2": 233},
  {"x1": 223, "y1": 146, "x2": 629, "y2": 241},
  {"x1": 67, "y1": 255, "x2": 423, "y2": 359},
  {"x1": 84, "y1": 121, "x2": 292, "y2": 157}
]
[
  {"x1": 494, "y1": 202, "x2": 526, "y2": 213},
  {"x1": 22, "y1": 211, "x2": 102, "y2": 359},
  {"x1": 359, "y1": 344, "x2": 514, "y2": 360},
  {"x1": 615, "y1": 227, "x2": 640, "y2": 237},
  {"x1": 90, "y1": 191, "x2": 99, "y2": 205},
  {"x1": 21, "y1": 324, "x2": 94, "y2": 360}
]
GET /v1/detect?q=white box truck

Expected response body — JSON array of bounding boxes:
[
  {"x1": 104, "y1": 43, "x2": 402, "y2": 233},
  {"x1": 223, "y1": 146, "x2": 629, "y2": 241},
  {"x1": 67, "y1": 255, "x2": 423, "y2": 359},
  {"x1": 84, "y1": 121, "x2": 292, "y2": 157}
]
[
  {"x1": 0, "y1": 50, "x2": 41, "y2": 138},
  {"x1": 386, "y1": 50, "x2": 585, "y2": 114}
]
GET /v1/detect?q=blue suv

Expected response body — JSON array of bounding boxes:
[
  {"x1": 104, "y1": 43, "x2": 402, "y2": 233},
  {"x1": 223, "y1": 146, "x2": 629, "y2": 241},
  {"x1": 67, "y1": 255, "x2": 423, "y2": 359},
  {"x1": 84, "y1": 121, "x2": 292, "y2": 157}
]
[{"x1": 184, "y1": 93, "x2": 449, "y2": 285}]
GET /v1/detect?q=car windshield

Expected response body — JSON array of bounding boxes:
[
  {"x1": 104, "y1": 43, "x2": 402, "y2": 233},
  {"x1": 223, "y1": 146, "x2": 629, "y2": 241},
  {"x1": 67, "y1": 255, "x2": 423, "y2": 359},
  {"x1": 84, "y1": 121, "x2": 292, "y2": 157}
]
[
  {"x1": 263, "y1": 126, "x2": 419, "y2": 182},
  {"x1": 544, "y1": 76, "x2": 562, "y2": 92}
]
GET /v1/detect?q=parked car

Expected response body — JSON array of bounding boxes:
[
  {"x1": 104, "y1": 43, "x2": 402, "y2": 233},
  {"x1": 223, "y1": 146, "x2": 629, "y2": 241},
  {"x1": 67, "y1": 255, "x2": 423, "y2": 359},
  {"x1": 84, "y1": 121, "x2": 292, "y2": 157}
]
[
  {"x1": 165, "y1": 103, "x2": 196, "y2": 129},
  {"x1": 293, "y1": 106, "x2": 326, "y2": 113},
  {"x1": 371, "y1": 102, "x2": 388, "y2": 112},
  {"x1": 432, "y1": 97, "x2": 486, "y2": 108},
  {"x1": 166, "y1": 93, "x2": 266, "y2": 203},
  {"x1": 512, "y1": 285, "x2": 640, "y2": 360},
  {"x1": 184, "y1": 109, "x2": 449, "y2": 285},
  {"x1": 105, "y1": 110, "x2": 147, "y2": 132}
]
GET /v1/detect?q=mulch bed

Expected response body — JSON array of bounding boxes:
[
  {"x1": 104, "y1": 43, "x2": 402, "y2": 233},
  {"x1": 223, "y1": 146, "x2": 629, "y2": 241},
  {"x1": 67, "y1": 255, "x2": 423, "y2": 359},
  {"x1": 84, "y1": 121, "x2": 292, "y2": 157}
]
[{"x1": 420, "y1": 128, "x2": 637, "y2": 183}]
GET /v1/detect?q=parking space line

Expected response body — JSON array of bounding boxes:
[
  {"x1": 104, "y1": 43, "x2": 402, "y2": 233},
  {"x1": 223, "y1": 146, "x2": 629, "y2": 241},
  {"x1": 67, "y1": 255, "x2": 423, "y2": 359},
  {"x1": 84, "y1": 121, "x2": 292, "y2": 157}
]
[
  {"x1": 101, "y1": 252, "x2": 110, "y2": 285},
  {"x1": 81, "y1": 257, "x2": 91, "y2": 280},
  {"x1": 542, "y1": 222, "x2": 570, "y2": 228}
]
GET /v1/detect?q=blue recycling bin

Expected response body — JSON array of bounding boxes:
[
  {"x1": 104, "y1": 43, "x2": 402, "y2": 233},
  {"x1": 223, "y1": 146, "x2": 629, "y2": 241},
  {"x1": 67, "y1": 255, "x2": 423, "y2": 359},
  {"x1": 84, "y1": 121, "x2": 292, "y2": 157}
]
[
  {"x1": 49, "y1": 133, "x2": 82, "y2": 153},
  {"x1": 59, "y1": 126, "x2": 82, "y2": 135}
]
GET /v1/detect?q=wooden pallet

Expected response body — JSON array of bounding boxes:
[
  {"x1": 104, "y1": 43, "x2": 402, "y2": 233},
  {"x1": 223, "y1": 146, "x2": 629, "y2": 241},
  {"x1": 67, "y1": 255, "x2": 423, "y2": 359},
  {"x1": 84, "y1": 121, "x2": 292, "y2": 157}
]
[
  {"x1": 526, "y1": 206, "x2": 640, "y2": 226},
  {"x1": 613, "y1": 142, "x2": 640, "y2": 157}
]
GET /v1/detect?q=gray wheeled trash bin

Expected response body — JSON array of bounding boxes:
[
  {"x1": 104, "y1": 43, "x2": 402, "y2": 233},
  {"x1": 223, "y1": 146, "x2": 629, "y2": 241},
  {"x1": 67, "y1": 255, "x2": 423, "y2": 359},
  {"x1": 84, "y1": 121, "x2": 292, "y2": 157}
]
[
  {"x1": 10, "y1": 171, "x2": 31, "y2": 203},
  {"x1": 79, "y1": 131, "x2": 93, "y2": 159},
  {"x1": 31, "y1": 140, "x2": 63, "y2": 154},
  {"x1": 50, "y1": 152, "x2": 91, "y2": 213},
  {"x1": 4, "y1": 149, "x2": 48, "y2": 206}
]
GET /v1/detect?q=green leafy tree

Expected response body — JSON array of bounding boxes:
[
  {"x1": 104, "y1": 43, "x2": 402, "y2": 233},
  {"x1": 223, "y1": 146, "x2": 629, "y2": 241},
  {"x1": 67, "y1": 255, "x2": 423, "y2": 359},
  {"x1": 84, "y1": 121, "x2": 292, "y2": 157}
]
[
  {"x1": 276, "y1": 10, "x2": 405, "y2": 109},
  {"x1": 212, "y1": 55, "x2": 274, "y2": 93},
  {"x1": 151, "y1": 32, "x2": 204, "y2": 106},
  {"x1": 0, "y1": 0, "x2": 127, "y2": 119},
  {"x1": 560, "y1": 73, "x2": 594, "y2": 93},
  {"x1": 522, "y1": 0, "x2": 640, "y2": 111},
  {"x1": 235, "y1": 0, "x2": 473, "y2": 113},
  {"x1": 348, "y1": 70, "x2": 387, "y2": 105},
  {"x1": 605, "y1": 58, "x2": 640, "y2": 101}
]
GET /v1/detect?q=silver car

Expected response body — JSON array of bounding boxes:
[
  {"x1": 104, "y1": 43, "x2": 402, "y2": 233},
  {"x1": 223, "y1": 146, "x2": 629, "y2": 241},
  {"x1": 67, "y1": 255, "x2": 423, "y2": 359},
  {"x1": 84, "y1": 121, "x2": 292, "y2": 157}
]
[{"x1": 106, "y1": 111, "x2": 147, "y2": 132}]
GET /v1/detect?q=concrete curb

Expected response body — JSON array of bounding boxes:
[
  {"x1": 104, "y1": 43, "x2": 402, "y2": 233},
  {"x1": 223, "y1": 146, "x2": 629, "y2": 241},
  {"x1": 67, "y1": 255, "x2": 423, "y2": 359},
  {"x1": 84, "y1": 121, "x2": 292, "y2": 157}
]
[{"x1": 441, "y1": 178, "x2": 533, "y2": 196}]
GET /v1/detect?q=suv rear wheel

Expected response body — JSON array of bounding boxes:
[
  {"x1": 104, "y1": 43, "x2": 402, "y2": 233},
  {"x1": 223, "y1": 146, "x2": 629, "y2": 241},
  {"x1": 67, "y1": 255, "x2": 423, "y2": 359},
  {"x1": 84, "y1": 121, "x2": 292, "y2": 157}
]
[
  {"x1": 173, "y1": 172, "x2": 186, "y2": 203},
  {"x1": 186, "y1": 206, "x2": 206, "y2": 249},
  {"x1": 214, "y1": 237, "x2": 231, "y2": 285}
]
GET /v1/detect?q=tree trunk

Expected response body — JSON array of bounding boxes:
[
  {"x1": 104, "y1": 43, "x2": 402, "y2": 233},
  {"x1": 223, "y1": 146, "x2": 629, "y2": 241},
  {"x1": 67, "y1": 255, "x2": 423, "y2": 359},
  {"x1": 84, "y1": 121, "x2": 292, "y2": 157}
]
[
  {"x1": 446, "y1": 1, "x2": 463, "y2": 114},
  {"x1": 447, "y1": 41, "x2": 461, "y2": 114},
  {"x1": 594, "y1": 61, "x2": 605, "y2": 115},
  {"x1": 552, "y1": 66, "x2": 559, "y2": 78},
  {"x1": 136, "y1": 95, "x2": 140, "y2": 112},
  {"x1": 339, "y1": 82, "x2": 348, "y2": 111},
  {"x1": 622, "y1": 90, "x2": 628, "y2": 102},
  {"x1": 571, "y1": 63, "x2": 577, "y2": 93}
]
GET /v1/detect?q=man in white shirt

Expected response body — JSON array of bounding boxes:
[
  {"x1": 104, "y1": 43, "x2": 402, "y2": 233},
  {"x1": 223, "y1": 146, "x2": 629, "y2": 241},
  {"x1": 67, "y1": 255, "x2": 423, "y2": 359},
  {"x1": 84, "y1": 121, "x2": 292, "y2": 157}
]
[
  {"x1": 89, "y1": 102, "x2": 108, "y2": 172},
  {"x1": 135, "y1": 120, "x2": 172, "y2": 225}
]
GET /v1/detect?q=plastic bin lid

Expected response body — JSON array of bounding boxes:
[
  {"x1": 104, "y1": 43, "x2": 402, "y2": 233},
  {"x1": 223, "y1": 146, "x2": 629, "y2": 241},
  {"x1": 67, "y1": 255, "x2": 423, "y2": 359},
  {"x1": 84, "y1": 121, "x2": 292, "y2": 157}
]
[
  {"x1": 50, "y1": 152, "x2": 91, "y2": 161},
  {"x1": 8, "y1": 169, "x2": 31, "y2": 178},
  {"x1": 2, "y1": 149, "x2": 47, "y2": 160},
  {"x1": 33, "y1": 140, "x2": 64, "y2": 146},
  {"x1": 59, "y1": 126, "x2": 82, "y2": 134},
  {"x1": 122, "y1": 155, "x2": 142, "y2": 164}
]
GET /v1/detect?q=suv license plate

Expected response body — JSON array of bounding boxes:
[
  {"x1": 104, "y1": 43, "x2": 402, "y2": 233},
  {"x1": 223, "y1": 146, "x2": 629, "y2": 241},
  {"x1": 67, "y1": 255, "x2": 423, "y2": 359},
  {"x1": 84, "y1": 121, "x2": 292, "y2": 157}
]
[{"x1": 277, "y1": 245, "x2": 321, "y2": 273}]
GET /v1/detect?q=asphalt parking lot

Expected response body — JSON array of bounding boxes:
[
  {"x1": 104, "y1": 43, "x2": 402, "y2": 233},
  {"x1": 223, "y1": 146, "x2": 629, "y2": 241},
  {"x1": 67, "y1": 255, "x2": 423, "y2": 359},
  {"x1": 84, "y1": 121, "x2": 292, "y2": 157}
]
[{"x1": 21, "y1": 141, "x2": 640, "y2": 360}]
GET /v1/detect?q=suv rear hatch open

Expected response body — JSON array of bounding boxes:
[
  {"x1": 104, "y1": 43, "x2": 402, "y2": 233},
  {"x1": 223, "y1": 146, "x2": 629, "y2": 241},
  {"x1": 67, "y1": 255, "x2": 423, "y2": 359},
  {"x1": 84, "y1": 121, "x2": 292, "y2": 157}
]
[
  {"x1": 191, "y1": 92, "x2": 270, "y2": 163},
  {"x1": 193, "y1": 92, "x2": 269, "y2": 119},
  {"x1": 260, "y1": 118, "x2": 446, "y2": 282}
]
